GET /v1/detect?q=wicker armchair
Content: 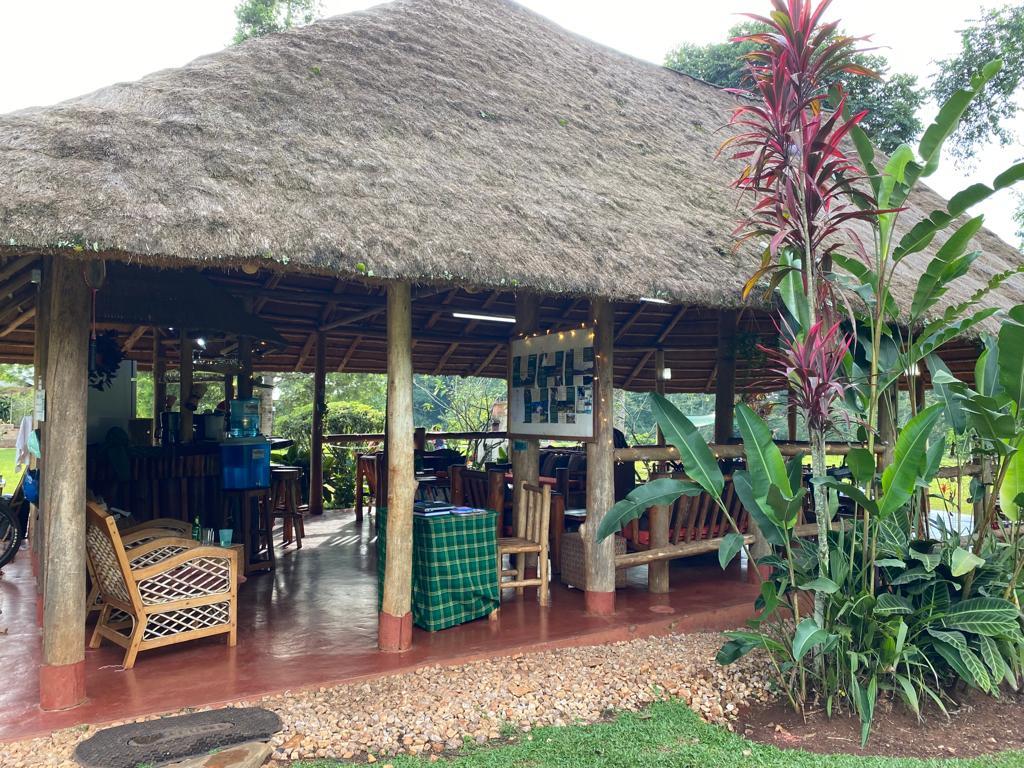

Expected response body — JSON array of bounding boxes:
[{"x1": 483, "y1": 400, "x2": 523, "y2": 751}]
[
  {"x1": 86, "y1": 503, "x2": 237, "y2": 669},
  {"x1": 87, "y1": 516, "x2": 193, "y2": 613}
]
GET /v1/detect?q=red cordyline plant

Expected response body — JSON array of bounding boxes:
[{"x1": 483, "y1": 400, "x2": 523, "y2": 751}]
[
  {"x1": 720, "y1": 0, "x2": 883, "y2": 629},
  {"x1": 762, "y1": 316, "x2": 852, "y2": 434}
]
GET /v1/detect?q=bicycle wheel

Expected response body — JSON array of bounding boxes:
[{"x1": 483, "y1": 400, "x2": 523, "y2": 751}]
[{"x1": 0, "y1": 504, "x2": 22, "y2": 569}]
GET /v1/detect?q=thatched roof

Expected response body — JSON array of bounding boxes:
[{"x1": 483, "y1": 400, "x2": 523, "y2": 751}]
[{"x1": 0, "y1": 0, "x2": 1020, "y2": 312}]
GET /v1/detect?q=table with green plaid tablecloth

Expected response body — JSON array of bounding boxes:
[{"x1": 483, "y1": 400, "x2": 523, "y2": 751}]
[{"x1": 377, "y1": 507, "x2": 499, "y2": 631}]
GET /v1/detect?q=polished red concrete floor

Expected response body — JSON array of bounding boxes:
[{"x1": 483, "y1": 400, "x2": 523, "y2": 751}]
[{"x1": 0, "y1": 511, "x2": 757, "y2": 741}]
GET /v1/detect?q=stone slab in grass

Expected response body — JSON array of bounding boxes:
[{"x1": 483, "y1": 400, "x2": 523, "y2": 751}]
[
  {"x1": 166, "y1": 741, "x2": 273, "y2": 768},
  {"x1": 73, "y1": 707, "x2": 281, "y2": 768}
]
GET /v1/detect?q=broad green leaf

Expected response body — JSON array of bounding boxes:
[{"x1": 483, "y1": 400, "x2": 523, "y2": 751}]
[
  {"x1": 878, "y1": 144, "x2": 915, "y2": 210},
  {"x1": 847, "y1": 447, "x2": 875, "y2": 486},
  {"x1": 908, "y1": 548, "x2": 941, "y2": 572},
  {"x1": 1000, "y1": 448, "x2": 1024, "y2": 522},
  {"x1": 596, "y1": 478, "x2": 703, "y2": 541},
  {"x1": 792, "y1": 618, "x2": 832, "y2": 661},
  {"x1": 766, "y1": 484, "x2": 804, "y2": 530},
  {"x1": 950, "y1": 546, "x2": 986, "y2": 577},
  {"x1": 650, "y1": 393, "x2": 723, "y2": 499},
  {"x1": 874, "y1": 593, "x2": 913, "y2": 616},
  {"x1": 734, "y1": 403, "x2": 791, "y2": 498},
  {"x1": 814, "y1": 476, "x2": 878, "y2": 516},
  {"x1": 927, "y1": 354, "x2": 967, "y2": 434},
  {"x1": 997, "y1": 305, "x2": 1024, "y2": 411},
  {"x1": 909, "y1": 240, "x2": 982, "y2": 317},
  {"x1": 718, "y1": 532, "x2": 746, "y2": 570},
  {"x1": 718, "y1": 630, "x2": 788, "y2": 665},
  {"x1": 931, "y1": 639, "x2": 989, "y2": 692},
  {"x1": 889, "y1": 566, "x2": 934, "y2": 586},
  {"x1": 941, "y1": 597, "x2": 1021, "y2": 636},
  {"x1": 731, "y1": 470, "x2": 787, "y2": 547},
  {"x1": 978, "y1": 634, "x2": 1012, "y2": 687},
  {"x1": 778, "y1": 250, "x2": 810, "y2": 333},
  {"x1": 917, "y1": 59, "x2": 1002, "y2": 179},
  {"x1": 798, "y1": 577, "x2": 840, "y2": 594},
  {"x1": 976, "y1": 335, "x2": 1001, "y2": 398},
  {"x1": 879, "y1": 404, "x2": 944, "y2": 517},
  {"x1": 961, "y1": 392, "x2": 1016, "y2": 441},
  {"x1": 893, "y1": 673, "x2": 920, "y2": 718}
]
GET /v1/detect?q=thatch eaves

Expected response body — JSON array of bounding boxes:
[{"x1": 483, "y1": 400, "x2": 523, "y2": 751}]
[{"x1": 0, "y1": 0, "x2": 1020, "y2": 313}]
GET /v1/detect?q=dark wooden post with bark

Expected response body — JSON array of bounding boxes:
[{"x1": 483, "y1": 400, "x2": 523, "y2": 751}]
[
  {"x1": 648, "y1": 348, "x2": 670, "y2": 594},
  {"x1": 178, "y1": 329, "x2": 193, "y2": 444},
  {"x1": 39, "y1": 257, "x2": 90, "y2": 710},
  {"x1": 713, "y1": 310, "x2": 737, "y2": 445},
  {"x1": 309, "y1": 331, "x2": 326, "y2": 516},
  {"x1": 584, "y1": 297, "x2": 616, "y2": 615},
  {"x1": 379, "y1": 282, "x2": 415, "y2": 651}
]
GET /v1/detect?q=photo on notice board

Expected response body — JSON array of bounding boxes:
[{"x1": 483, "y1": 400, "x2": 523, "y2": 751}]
[{"x1": 508, "y1": 328, "x2": 595, "y2": 440}]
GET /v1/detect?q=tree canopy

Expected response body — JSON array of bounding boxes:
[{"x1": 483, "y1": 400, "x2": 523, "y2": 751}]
[
  {"x1": 664, "y1": 22, "x2": 925, "y2": 154},
  {"x1": 233, "y1": 0, "x2": 320, "y2": 44},
  {"x1": 933, "y1": 3, "x2": 1024, "y2": 160}
]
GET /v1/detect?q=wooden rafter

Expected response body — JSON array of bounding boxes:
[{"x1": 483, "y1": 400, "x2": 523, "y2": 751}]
[
  {"x1": 337, "y1": 336, "x2": 362, "y2": 372},
  {"x1": 295, "y1": 333, "x2": 317, "y2": 371},
  {"x1": 614, "y1": 303, "x2": 646, "y2": 341},
  {"x1": 472, "y1": 344, "x2": 503, "y2": 377},
  {"x1": 433, "y1": 343, "x2": 459, "y2": 375},
  {"x1": 0, "y1": 308, "x2": 35, "y2": 338},
  {"x1": 122, "y1": 325, "x2": 148, "y2": 352}
]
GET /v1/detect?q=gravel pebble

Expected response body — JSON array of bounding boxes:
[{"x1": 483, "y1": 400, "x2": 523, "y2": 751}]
[{"x1": 0, "y1": 632, "x2": 770, "y2": 767}]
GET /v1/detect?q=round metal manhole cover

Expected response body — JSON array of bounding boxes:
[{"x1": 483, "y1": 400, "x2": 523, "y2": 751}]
[
  {"x1": 74, "y1": 707, "x2": 281, "y2": 768},
  {"x1": 649, "y1": 605, "x2": 676, "y2": 614},
  {"x1": 128, "y1": 722, "x2": 236, "y2": 747}
]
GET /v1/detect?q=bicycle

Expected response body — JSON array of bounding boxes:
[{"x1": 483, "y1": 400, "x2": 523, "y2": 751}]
[{"x1": 0, "y1": 499, "x2": 23, "y2": 569}]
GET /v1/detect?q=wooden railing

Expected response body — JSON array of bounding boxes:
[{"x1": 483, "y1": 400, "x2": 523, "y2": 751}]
[
  {"x1": 324, "y1": 430, "x2": 507, "y2": 445},
  {"x1": 613, "y1": 441, "x2": 886, "y2": 463}
]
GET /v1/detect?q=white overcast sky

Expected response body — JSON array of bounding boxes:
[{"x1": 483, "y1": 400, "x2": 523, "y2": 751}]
[{"x1": 2, "y1": 0, "x2": 1021, "y2": 244}]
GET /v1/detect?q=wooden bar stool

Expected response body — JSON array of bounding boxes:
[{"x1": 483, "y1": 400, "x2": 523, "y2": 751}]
[
  {"x1": 271, "y1": 467, "x2": 305, "y2": 548},
  {"x1": 225, "y1": 487, "x2": 274, "y2": 574}
]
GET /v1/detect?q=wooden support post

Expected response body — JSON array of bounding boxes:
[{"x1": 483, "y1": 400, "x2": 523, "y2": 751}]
[
  {"x1": 309, "y1": 331, "x2": 326, "y2": 517},
  {"x1": 31, "y1": 260, "x2": 51, "y2": 585},
  {"x1": 379, "y1": 282, "x2": 414, "y2": 652},
  {"x1": 584, "y1": 298, "x2": 616, "y2": 615},
  {"x1": 223, "y1": 372, "x2": 234, "y2": 403},
  {"x1": 179, "y1": 329, "x2": 193, "y2": 444},
  {"x1": 648, "y1": 349, "x2": 670, "y2": 594},
  {"x1": 237, "y1": 336, "x2": 253, "y2": 400},
  {"x1": 39, "y1": 257, "x2": 90, "y2": 711},
  {"x1": 510, "y1": 293, "x2": 539, "y2": 529},
  {"x1": 714, "y1": 310, "x2": 737, "y2": 445},
  {"x1": 877, "y1": 384, "x2": 898, "y2": 470},
  {"x1": 152, "y1": 327, "x2": 165, "y2": 445}
]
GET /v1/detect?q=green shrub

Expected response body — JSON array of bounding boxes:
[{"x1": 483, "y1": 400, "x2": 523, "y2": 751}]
[{"x1": 276, "y1": 400, "x2": 384, "y2": 509}]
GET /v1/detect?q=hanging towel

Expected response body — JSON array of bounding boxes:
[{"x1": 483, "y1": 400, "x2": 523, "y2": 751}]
[{"x1": 14, "y1": 415, "x2": 32, "y2": 472}]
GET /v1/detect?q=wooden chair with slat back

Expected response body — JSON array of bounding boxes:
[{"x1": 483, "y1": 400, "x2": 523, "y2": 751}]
[
  {"x1": 355, "y1": 452, "x2": 386, "y2": 523},
  {"x1": 492, "y1": 481, "x2": 551, "y2": 617},
  {"x1": 624, "y1": 473, "x2": 750, "y2": 551},
  {"x1": 449, "y1": 465, "x2": 505, "y2": 516}
]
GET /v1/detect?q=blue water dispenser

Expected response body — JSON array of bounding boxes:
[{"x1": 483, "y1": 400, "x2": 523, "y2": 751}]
[{"x1": 220, "y1": 437, "x2": 271, "y2": 490}]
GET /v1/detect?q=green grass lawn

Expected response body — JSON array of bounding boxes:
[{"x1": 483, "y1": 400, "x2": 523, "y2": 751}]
[
  {"x1": 294, "y1": 701, "x2": 1024, "y2": 768},
  {"x1": 0, "y1": 447, "x2": 20, "y2": 492}
]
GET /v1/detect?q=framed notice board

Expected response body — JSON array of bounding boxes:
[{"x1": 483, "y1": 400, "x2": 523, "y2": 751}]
[{"x1": 508, "y1": 328, "x2": 595, "y2": 440}]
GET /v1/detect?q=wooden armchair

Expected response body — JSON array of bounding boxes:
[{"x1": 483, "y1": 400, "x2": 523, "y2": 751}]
[
  {"x1": 87, "y1": 516, "x2": 193, "y2": 613},
  {"x1": 86, "y1": 502, "x2": 237, "y2": 669}
]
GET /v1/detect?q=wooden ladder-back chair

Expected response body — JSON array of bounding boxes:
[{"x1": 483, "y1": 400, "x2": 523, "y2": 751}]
[
  {"x1": 493, "y1": 482, "x2": 551, "y2": 612},
  {"x1": 355, "y1": 452, "x2": 386, "y2": 523},
  {"x1": 86, "y1": 502, "x2": 237, "y2": 669}
]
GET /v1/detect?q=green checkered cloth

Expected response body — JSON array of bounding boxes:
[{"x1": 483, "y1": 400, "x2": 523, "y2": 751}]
[{"x1": 377, "y1": 508, "x2": 499, "y2": 631}]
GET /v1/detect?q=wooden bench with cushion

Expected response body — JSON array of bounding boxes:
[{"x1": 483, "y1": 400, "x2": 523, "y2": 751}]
[{"x1": 617, "y1": 473, "x2": 754, "y2": 569}]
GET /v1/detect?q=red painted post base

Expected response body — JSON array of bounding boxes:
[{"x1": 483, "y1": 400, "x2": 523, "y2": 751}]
[
  {"x1": 378, "y1": 610, "x2": 412, "y2": 652},
  {"x1": 747, "y1": 563, "x2": 772, "y2": 584},
  {"x1": 584, "y1": 589, "x2": 615, "y2": 616},
  {"x1": 39, "y1": 660, "x2": 86, "y2": 711},
  {"x1": 35, "y1": 598, "x2": 43, "y2": 628}
]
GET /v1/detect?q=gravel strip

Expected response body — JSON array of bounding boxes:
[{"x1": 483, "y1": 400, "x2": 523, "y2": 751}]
[{"x1": 0, "y1": 632, "x2": 771, "y2": 767}]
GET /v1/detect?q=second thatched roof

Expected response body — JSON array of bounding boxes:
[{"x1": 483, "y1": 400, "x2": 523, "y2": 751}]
[{"x1": 0, "y1": 0, "x2": 1021, "y2": 312}]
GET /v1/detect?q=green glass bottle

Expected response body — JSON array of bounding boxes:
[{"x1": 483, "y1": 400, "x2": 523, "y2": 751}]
[{"x1": 192, "y1": 514, "x2": 201, "y2": 541}]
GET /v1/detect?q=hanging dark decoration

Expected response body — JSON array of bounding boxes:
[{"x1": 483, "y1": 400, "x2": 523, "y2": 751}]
[{"x1": 89, "y1": 330, "x2": 125, "y2": 391}]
